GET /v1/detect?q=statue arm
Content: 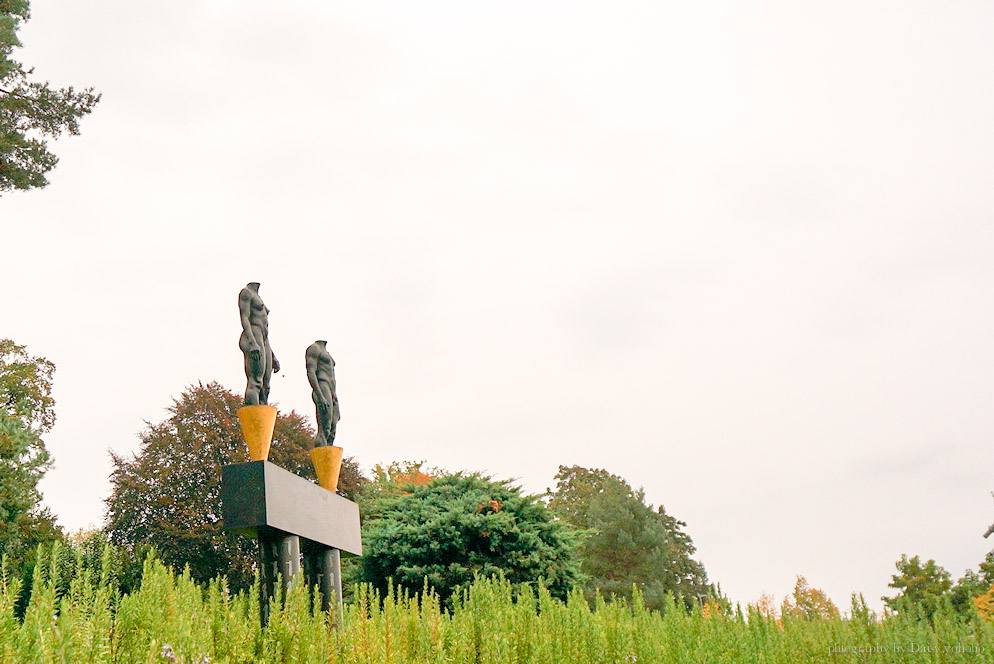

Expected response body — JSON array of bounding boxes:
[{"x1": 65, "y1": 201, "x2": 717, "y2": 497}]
[{"x1": 305, "y1": 350, "x2": 319, "y2": 389}]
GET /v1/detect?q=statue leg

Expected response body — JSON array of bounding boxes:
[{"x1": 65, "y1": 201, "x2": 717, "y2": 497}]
[
  {"x1": 243, "y1": 352, "x2": 260, "y2": 405},
  {"x1": 312, "y1": 393, "x2": 326, "y2": 446},
  {"x1": 319, "y1": 382, "x2": 335, "y2": 444}
]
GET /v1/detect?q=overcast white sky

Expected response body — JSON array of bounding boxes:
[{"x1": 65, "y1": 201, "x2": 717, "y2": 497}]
[{"x1": 6, "y1": 0, "x2": 994, "y2": 612}]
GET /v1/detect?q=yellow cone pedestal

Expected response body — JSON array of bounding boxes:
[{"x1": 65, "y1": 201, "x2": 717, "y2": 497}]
[
  {"x1": 311, "y1": 445, "x2": 343, "y2": 491},
  {"x1": 237, "y1": 405, "x2": 277, "y2": 461}
]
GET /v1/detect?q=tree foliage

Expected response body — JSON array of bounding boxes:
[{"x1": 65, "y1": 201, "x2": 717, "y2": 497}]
[
  {"x1": 359, "y1": 473, "x2": 582, "y2": 606},
  {"x1": 949, "y1": 553, "x2": 994, "y2": 617},
  {"x1": 547, "y1": 465, "x2": 710, "y2": 610},
  {"x1": 883, "y1": 554, "x2": 952, "y2": 621},
  {"x1": 104, "y1": 381, "x2": 366, "y2": 591},
  {"x1": 749, "y1": 592, "x2": 780, "y2": 623},
  {"x1": 781, "y1": 575, "x2": 839, "y2": 620},
  {"x1": 0, "y1": 337, "x2": 54, "y2": 431},
  {"x1": 1, "y1": 0, "x2": 100, "y2": 192},
  {"x1": 974, "y1": 583, "x2": 994, "y2": 622},
  {"x1": 0, "y1": 339, "x2": 61, "y2": 569},
  {"x1": 357, "y1": 460, "x2": 443, "y2": 518}
]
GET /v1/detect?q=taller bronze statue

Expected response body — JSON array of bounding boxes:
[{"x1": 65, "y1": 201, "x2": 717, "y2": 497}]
[
  {"x1": 238, "y1": 282, "x2": 280, "y2": 406},
  {"x1": 305, "y1": 340, "x2": 340, "y2": 446}
]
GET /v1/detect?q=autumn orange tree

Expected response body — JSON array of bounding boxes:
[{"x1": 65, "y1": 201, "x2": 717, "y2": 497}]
[
  {"x1": 356, "y1": 460, "x2": 442, "y2": 515},
  {"x1": 104, "y1": 382, "x2": 366, "y2": 591},
  {"x1": 750, "y1": 592, "x2": 781, "y2": 625},
  {"x1": 974, "y1": 584, "x2": 994, "y2": 621}
]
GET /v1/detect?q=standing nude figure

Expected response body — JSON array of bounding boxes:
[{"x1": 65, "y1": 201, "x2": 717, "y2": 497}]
[
  {"x1": 305, "y1": 340, "x2": 340, "y2": 446},
  {"x1": 238, "y1": 282, "x2": 280, "y2": 405}
]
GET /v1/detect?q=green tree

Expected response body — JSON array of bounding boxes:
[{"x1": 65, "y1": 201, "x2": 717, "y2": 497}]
[
  {"x1": 781, "y1": 575, "x2": 839, "y2": 620},
  {"x1": 883, "y1": 554, "x2": 952, "y2": 621},
  {"x1": 1, "y1": 0, "x2": 100, "y2": 192},
  {"x1": 104, "y1": 381, "x2": 366, "y2": 591},
  {"x1": 548, "y1": 465, "x2": 710, "y2": 610},
  {"x1": 359, "y1": 473, "x2": 581, "y2": 606},
  {"x1": 950, "y1": 554, "x2": 994, "y2": 617},
  {"x1": 0, "y1": 339, "x2": 62, "y2": 569}
]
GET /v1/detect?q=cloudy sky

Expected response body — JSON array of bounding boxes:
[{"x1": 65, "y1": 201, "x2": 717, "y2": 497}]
[{"x1": 6, "y1": 0, "x2": 994, "y2": 611}]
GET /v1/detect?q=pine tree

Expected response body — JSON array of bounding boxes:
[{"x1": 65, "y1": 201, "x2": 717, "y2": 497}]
[{"x1": 1, "y1": 0, "x2": 100, "y2": 192}]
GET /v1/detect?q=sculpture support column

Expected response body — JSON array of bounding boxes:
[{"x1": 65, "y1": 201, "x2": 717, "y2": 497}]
[
  {"x1": 322, "y1": 548, "x2": 343, "y2": 623},
  {"x1": 258, "y1": 534, "x2": 301, "y2": 626},
  {"x1": 304, "y1": 546, "x2": 344, "y2": 625},
  {"x1": 278, "y1": 535, "x2": 301, "y2": 593},
  {"x1": 258, "y1": 537, "x2": 278, "y2": 626}
]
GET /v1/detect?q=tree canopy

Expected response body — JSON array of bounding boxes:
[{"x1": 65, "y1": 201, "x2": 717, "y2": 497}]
[
  {"x1": 359, "y1": 473, "x2": 582, "y2": 606},
  {"x1": 0, "y1": 338, "x2": 61, "y2": 570},
  {"x1": 947, "y1": 553, "x2": 994, "y2": 618},
  {"x1": 356, "y1": 459, "x2": 442, "y2": 519},
  {"x1": 547, "y1": 465, "x2": 710, "y2": 610},
  {"x1": 781, "y1": 575, "x2": 839, "y2": 620},
  {"x1": 1, "y1": 0, "x2": 100, "y2": 192},
  {"x1": 883, "y1": 554, "x2": 952, "y2": 621},
  {"x1": 104, "y1": 381, "x2": 366, "y2": 591}
]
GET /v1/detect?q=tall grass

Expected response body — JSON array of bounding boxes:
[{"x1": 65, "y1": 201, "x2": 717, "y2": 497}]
[{"x1": 2, "y1": 543, "x2": 992, "y2": 663}]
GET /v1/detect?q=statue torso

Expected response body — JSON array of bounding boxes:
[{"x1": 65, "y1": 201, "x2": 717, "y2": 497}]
[
  {"x1": 316, "y1": 349, "x2": 335, "y2": 383},
  {"x1": 242, "y1": 289, "x2": 269, "y2": 336}
]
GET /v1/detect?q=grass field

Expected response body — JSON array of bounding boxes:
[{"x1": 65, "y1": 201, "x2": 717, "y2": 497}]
[{"x1": 2, "y1": 545, "x2": 992, "y2": 663}]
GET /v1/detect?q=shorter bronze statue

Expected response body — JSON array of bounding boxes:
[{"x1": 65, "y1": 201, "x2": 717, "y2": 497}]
[
  {"x1": 238, "y1": 282, "x2": 280, "y2": 406},
  {"x1": 306, "y1": 340, "x2": 340, "y2": 446}
]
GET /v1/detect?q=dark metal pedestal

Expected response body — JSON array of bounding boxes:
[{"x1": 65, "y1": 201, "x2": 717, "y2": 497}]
[{"x1": 221, "y1": 460, "x2": 361, "y2": 626}]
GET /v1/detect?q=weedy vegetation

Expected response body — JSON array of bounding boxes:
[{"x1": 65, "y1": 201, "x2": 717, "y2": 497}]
[{"x1": 2, "y1": 543, "x2": 993, "y2": 663}]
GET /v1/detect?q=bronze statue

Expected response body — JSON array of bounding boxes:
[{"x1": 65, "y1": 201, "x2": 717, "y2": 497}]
[
  {"x1": 305, "y1": 340, "x2": 340, "y2": 446},
  {"x1": 238, "y1": 282, "x2": 280, "y2": 405}
]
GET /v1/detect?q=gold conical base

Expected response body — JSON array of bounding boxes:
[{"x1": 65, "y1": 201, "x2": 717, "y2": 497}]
[
  {"x1": 311, "y1": 445, "x2": 343, "y2": 491},
  {"x1": 237, "y1": 405, "x2": 277, "y2": 461}
]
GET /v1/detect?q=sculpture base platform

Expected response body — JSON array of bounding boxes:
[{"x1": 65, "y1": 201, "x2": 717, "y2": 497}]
[{"x1": 221, "y1": 460, "x2": 362, "y2": 555}]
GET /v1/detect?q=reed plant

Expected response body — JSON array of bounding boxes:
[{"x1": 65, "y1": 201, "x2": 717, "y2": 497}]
[{"x1": 2, "y1": 543, "x2": 993, "y2": 663}]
